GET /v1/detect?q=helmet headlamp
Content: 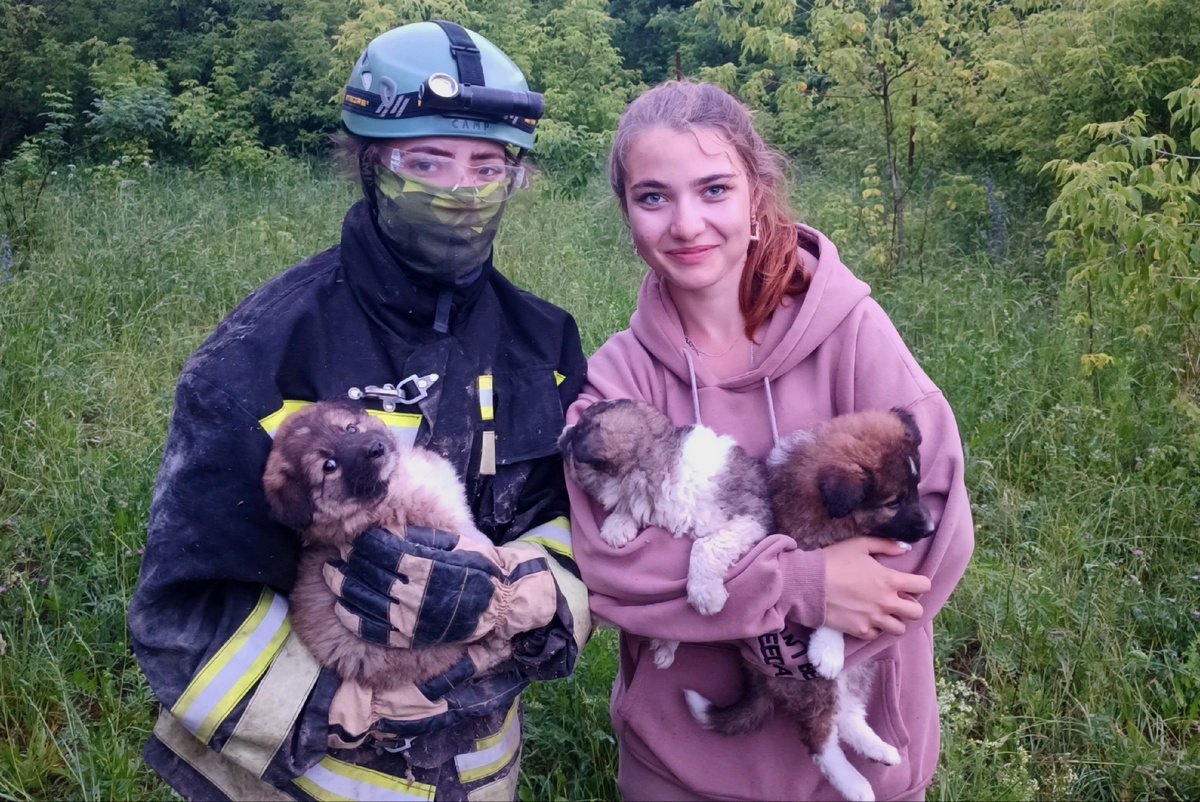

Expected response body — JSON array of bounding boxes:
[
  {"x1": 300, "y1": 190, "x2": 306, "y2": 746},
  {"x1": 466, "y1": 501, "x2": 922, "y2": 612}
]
[
  {"x1": 424, "y1": 72, "x2": 460, "y2": 100},
  {"x1": 418, "y1": 72, "x2": 545, "y2": 122}
]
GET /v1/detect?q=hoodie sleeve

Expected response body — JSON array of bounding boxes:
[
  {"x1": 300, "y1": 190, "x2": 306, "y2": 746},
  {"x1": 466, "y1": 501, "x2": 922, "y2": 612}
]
[
  {"x1": 739, "y1": 300, "x2": 975, "y2": 675},
  {"x1": 566, "y1": 340, "x2": 829, "y2": 644}
]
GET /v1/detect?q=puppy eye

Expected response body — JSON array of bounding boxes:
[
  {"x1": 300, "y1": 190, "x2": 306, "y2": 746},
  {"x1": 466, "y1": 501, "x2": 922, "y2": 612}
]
[
  {"x1": 346, "y1": 424, "x2": 359, "y2": 434},
  {"x1": 323, "y1": 459, "x2": 338, "y2": 473},
  {"x1": 883, "y1": 499, "x2": 901, "y2": 510}
]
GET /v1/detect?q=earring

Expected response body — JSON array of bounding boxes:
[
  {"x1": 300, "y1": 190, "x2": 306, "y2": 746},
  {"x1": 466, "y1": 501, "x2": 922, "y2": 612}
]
[{"x1": 749, "y1": 217, "x2": 761, "y2": 243}]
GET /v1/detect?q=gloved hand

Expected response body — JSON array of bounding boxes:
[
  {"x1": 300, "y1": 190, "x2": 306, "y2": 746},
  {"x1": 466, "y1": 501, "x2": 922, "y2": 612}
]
[
  {"x1": 321, "y1": 525, "x2": 559, "y2": 649},
  {"x1": 328, "y1": 640, "x2": 530, "y2": 745}
]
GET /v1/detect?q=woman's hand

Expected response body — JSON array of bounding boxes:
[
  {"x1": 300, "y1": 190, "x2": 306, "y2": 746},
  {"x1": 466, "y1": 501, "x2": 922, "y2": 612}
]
[{"x1": 822, "y1": 537, "x2": 931, "y2": 640}]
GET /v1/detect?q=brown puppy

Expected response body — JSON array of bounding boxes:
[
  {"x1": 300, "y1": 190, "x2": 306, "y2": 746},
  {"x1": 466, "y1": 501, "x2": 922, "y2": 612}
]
[
  {"x1": 685, "y1": 408, "x2": 933, "y2": 802},
  {"x1": 263, "y1": 400, "x2": 508, "y2": 690}
]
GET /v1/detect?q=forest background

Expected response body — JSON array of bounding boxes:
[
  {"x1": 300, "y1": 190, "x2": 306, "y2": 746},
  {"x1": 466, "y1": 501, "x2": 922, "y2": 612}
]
[{"x1": 1, "y1": 0, "x2": 1199, "y2": 799}]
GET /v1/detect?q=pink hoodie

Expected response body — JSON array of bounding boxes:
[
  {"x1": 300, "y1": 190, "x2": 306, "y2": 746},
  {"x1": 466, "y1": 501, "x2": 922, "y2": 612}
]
[{"x1": 565, "y1": 227, "x2": 974, "y2": 801}]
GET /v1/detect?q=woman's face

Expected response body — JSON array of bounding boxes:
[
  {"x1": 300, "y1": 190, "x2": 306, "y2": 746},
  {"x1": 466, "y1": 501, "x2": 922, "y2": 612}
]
[{"x1": 622, "y1": 127, "x2": 754, "y2": 298}]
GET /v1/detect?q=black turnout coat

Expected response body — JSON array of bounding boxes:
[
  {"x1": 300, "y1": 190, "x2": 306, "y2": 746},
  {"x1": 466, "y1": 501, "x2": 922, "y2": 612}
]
[{"x1": 128, "y1": 200, "x2": 588, "y2": 801}]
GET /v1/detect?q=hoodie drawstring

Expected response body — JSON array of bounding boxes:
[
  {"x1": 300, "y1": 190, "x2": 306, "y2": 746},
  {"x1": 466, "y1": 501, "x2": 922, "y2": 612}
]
[
  {"x1": 683, "y1": 347, "x2": 703, "y2": 425},
  {"x1": 682, "y1": 348, "x2": 781, "y2": 453},
  {"x1": 763, "y1": 375, "x2": 780, "y2": 451}
]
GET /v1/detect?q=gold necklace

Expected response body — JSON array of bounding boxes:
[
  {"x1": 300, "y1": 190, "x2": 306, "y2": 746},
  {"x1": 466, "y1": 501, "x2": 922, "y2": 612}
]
[
  {"x1": 684, "y1": 335, "x2": 738, "y2": 358},
  {"x1": 684, "y1": 335, "x2": 757, "y2": 366}
]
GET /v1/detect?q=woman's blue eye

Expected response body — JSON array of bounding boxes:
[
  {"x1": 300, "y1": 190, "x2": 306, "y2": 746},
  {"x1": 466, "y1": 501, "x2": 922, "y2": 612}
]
[
  {"x1": 637, "y1": 192, "x2": 665, "y2": 206},
  {"x1": 704, "y1": 185, "x2": 727, "y2": 198}
]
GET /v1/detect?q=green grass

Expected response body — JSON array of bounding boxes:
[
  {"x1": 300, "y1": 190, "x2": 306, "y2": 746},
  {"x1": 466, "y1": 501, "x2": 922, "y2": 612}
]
[{"x1": 1, "y1": 164, "x2": 1197, "y2": 800}]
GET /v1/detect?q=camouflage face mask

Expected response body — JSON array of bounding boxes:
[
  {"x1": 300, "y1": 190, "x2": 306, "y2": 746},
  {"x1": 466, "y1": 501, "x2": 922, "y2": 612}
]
[{"x1": 371, "y1": 166, "x2": 509, "y2": 287}]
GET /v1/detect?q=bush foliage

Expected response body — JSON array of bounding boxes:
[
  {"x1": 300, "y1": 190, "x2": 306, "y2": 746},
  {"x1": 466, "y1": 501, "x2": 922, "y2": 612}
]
[{"x1": 3, "y1": 2, "x2": 1200, "y2": 798}]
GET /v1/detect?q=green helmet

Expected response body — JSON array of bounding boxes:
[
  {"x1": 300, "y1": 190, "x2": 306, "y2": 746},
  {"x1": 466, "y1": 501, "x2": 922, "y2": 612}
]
[{"x1": 341, "y1": 20, "x2": 543, "y2": 151}]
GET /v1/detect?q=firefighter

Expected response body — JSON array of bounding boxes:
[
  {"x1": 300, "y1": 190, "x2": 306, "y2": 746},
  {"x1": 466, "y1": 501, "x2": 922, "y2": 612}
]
[{"x1": 128, "y1": 20, "x2": 590, "y2": 801}]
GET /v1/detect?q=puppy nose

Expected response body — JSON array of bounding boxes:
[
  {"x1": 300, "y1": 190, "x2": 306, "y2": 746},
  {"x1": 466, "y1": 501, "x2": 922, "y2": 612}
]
[
  {"x1": 367, "y1": 440, "x2": 387, "y2": 460},
  {"x1": 921, "y1": 503, "x2": 935, "y2": 534}
]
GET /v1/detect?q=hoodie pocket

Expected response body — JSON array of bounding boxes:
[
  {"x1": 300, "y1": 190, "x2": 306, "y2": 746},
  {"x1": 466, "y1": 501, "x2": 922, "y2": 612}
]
[{"x1": 872, "y1": 658, "x2": 911, "y2": 750}]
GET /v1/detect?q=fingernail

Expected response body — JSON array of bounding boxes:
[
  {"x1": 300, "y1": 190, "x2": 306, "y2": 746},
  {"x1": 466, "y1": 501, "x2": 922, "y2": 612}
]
[{"x1": 896, "y1": 541, "x2": 912, "y2": 551}]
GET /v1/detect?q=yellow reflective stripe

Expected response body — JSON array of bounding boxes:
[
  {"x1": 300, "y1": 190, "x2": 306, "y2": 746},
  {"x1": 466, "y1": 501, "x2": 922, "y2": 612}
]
[
  {"x1": 455, "y1": 699, "x2": 521, "y2": 784},
  {"x1": 258, "y1": 402, "x2": 422, "y2": 446},
  {"x1": 367, "y1": 410, "x2": 422, "y2": 448},
  {"x1": 172, "y1": 588, "x2": 291, "y2": 743},
  {"x1": 509, "y1": 534, "x2": 594, "y2": 651},
  {"x1": 223, "y1": 630, "x2": 321, "y2": 777},
  {"x1": 294, "y1": 756, "x2": 435, "y2": 802},
  {"x1": 260, "y1": 401, "x2": 312, "y2": 435},
  {"x1": 477, "y1": 375, "x2": 494, "y2": 422},
  {"x1": 154, "y1": 710, "x2": 295, "y2": 801},
  {"x1": 518, "y1": 516, "x2": 572, "y2": 559},
  {"x1": 554, "y1": 371, "x2": 566, "y2": 386}
]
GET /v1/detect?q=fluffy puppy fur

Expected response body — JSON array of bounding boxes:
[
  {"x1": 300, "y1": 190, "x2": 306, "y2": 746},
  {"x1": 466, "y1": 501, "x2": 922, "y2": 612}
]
[
  {"x1": 559, "y1": 398, "x2": 773, "y2": 668},
  {"x1": 262, "y1": 400, "x2": 508, "y2": 690},
  {"x1": 685, "y1": 408, "x2": 935, "y2": 802}
]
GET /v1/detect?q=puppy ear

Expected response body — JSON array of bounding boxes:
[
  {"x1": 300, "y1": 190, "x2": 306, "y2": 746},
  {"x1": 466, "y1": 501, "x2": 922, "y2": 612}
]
[
  {"x1": 557, "y1": 423, "x2": 576, "y2": 453},
  {"x1": 559, "y1": 423, "x2": 612, "y2": 472},
  {"x1": 817, "y1": 465, "x2": 867, "y2": 519},
  {"x1": 891, "y1": 407, "x2": 922, "y2": 447},
  {"x1": 263, "y1": 468, "x2": 316, "y2": 531}
]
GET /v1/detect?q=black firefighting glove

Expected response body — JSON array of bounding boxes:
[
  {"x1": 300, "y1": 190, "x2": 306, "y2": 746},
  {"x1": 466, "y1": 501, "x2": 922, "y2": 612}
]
[{"x1": 321, "y1": 526, "x2": 558, "y2": 649}]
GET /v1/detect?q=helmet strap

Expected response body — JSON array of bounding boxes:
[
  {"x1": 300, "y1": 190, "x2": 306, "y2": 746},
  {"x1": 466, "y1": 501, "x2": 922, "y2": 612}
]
[{"x1": 432, "y1": 20, "x2": 485, "y2": 86}]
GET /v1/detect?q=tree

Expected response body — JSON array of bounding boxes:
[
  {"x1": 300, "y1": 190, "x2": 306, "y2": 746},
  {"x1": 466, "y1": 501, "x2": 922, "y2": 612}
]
[
  {"x1": 1045, "y1": 74, "x2": 1200, "y2": 389},
  {"x1": 962, "y1": 0, "x2": 1200, "y2": 178},
  {"x1": 696, "y1": 0, "x2": 971, "y2": 269},
  {"x1": 607, "y1": 0, "x2": 737, "y2": 85},
  {"x1": 0, "y1": 1, "x2": 80, "y2": 159}
]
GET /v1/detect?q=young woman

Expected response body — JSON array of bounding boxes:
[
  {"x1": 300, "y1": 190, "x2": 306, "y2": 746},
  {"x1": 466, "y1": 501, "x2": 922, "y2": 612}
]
[
  {"x1": 566, "y1": 81, "x2": 974, "y2": 801},
  {"x1": 128, "y1": 22, "x2": 589, "y2": 801}
]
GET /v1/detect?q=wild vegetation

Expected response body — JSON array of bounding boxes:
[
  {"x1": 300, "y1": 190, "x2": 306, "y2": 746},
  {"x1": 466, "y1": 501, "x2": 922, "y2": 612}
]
[{"x1": 1, "y1": 0, "x2": 1198, "y2": 799}]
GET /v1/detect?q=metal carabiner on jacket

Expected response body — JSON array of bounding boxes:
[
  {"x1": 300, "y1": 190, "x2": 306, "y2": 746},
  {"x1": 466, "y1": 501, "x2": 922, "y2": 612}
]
[{"x1": 348, "y1": 373, "x2": 440, "y2": 411}]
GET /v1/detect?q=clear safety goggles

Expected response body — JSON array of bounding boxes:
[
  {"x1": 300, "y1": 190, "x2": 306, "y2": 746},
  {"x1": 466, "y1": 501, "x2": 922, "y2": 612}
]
[{"x1": 377, "y1": 147, "x2": 526, "y2": 200}]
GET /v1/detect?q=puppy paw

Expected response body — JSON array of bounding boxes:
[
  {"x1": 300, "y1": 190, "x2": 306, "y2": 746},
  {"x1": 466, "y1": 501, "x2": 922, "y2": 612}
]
[
  {"x1": 814, "y1": 751, "x2": 874, "y2": 802},
  {"x1": 687, "y1": 579, "x2": 728, "y2": 617},
  {"x1": 651, "y1": 638, "x2": 678, "y2": 669},
  {"x1": 838, "y1": 780, "x2": 875, "y2": 802},
  {"x1": 871, "y1": 742, "x2": 902, "y2": 766},
  {"x1": 808, "y1": 627, "x2": 845, "y2": 679},
  {"x1": 810, "y1": 648, "x2": 844, "y2": 679},
  {"x1": 682, "y1": 689, "x2": 713, "y2": 727},
  {"x1": 600, "y1": 515, "x2": 638, "y2": 548}
]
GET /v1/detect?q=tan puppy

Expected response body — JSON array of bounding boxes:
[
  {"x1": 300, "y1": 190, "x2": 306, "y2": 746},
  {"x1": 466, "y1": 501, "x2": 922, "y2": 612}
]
[
  {"x1": 262, "y1": 400, "x2": 508, "y2": 690},
  {"x1": 685, "y1": 408, "x2": 934, "y2": 802}
]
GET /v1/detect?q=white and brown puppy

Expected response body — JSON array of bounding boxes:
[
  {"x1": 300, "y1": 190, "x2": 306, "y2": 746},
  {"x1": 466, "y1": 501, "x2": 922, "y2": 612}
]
[
  {"x1": 685, "y1": 408, "x2": 934, "y2": 802},
  {"x1": 262, "y1": 400, "x2": 507, "y2": 690},
  {"x1": 559, "y1": 398, "x2": 774, "y2": 668}
]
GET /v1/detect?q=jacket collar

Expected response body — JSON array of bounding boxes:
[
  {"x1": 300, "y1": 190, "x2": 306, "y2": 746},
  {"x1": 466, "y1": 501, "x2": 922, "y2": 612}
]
[{"x1": 340, "y1": 200, "x2": 494, "y2": 337}]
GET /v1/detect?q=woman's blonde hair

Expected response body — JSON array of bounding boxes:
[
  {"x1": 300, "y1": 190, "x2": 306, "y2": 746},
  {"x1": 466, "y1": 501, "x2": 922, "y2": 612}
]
[{"x1": 608, "y1": 81, "x2": 811, "y2": 339}]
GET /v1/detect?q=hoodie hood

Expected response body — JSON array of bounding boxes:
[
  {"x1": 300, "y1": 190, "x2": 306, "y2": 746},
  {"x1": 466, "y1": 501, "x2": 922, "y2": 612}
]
[{"x1": 629, "y1": 225, "x2": 871, "y2": 393}]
